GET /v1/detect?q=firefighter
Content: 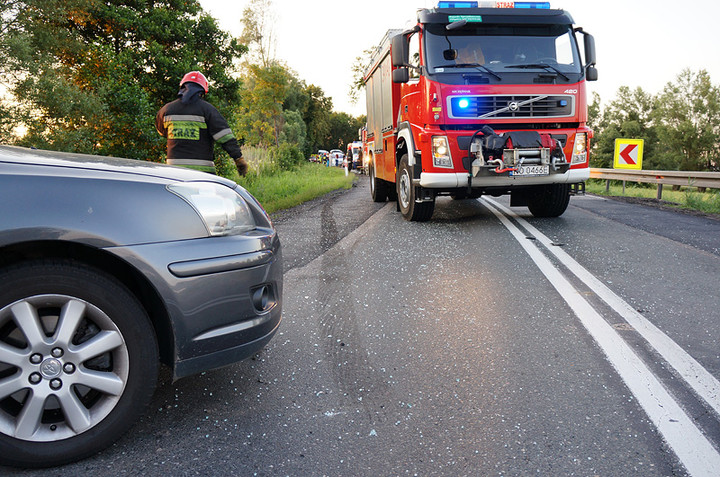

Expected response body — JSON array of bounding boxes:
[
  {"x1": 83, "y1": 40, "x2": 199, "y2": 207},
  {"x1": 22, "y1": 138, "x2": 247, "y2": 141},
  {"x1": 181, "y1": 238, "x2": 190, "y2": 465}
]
[{"x1": 156, "y1": 71, "x2": 248, "y2": 176}]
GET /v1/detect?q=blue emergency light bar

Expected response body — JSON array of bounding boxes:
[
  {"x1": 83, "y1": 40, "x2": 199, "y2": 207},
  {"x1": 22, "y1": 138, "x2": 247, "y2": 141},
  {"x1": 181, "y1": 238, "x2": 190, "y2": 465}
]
[
  {"x1": 438, "y1": 1, "x2": 477, "y2": 6},
  {"x1": 513, "y1": 2, "x2": 551, "y2": 7},
  {"x1": 438, "y1": 1, "x2": 550, "y2": 7}
]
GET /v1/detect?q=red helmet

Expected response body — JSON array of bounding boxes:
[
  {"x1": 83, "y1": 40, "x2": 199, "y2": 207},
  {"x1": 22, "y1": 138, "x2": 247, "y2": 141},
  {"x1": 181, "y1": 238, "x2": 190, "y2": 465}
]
[{"x1": 180, "y1": 71, "x2": 208, "y2": 93}]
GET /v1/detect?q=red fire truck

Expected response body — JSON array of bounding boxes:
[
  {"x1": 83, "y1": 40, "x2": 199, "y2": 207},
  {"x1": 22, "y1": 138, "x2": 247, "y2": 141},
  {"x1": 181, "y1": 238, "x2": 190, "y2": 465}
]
[{"x1": 363, "y1": 1, "x2": 597, "y2": 221}]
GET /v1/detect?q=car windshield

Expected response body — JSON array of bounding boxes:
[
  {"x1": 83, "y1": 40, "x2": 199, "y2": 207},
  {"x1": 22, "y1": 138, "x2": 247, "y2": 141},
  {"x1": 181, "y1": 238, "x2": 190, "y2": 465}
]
[{"x1": 424, "y1": 23, "x2": 581, "y2": 76}]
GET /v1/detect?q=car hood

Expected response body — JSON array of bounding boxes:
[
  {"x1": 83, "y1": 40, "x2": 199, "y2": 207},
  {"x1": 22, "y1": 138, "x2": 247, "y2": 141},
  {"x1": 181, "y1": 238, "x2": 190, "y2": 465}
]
[{"x1": 0, "y1": 145, "x2": 236, "y2": 186}]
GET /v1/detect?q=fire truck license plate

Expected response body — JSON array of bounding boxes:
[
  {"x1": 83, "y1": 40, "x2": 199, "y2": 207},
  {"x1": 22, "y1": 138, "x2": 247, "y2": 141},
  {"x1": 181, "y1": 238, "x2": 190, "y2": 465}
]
[{"x1": 513, "y1": 165, "x2": 549, "y2": 177}]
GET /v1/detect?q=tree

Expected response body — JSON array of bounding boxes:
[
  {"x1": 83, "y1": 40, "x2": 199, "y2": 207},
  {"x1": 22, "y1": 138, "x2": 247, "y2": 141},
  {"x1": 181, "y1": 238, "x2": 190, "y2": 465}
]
[
  {"x1": 326, "y1": 112, "x2": 364, "y2": 151},
  {"x1": 654, "y1": 69, "x2": 720, "y2": 171},
  {"x1": 589, "y1": 86, "x2": 660, "y2": 169},
  {"x1": 348, "y1": 47, "x2": 374, "y2": 105},
  {"x1": 279, "y1": 109, "x2": 307, "y2": 151},
  {"x1": 303, "y1": 84, "x2": 333, "y2": 156},
  {"x1": 240, "y1": 0, "x2": 277, "y2": 68},
  {"x1": 235, "y1": 63, "x2": 290, "y2": 147},
  {"x1": 1, "y1": 0, "x2": 245, "y2": 161}
]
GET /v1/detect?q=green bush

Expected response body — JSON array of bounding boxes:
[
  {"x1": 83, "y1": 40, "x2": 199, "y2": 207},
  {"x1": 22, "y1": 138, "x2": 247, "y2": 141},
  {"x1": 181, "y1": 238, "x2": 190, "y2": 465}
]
[{"x1": 272, "y1": 143, "x2": 304, "y2": 171}]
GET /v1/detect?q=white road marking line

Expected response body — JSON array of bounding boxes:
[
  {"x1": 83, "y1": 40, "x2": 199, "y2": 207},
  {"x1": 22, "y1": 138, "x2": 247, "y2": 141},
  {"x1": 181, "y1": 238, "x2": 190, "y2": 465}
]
[
  {"x1": 485, "y1": 197, "x2": 720, "y2": 418},
  {"x1": 481, "y1": 197, "x2": 720, "y2": 477}
]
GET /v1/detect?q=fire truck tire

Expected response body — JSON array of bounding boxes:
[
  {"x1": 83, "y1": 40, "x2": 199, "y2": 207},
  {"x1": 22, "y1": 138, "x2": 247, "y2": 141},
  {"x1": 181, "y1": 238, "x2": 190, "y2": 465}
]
[
  {"x1": 369, "y1": 164, "x2": 388, "y2": 202},
  {"x1": 397, "y1": 155, "x2": 434, "y2": 221},
  {"x1": 527, "y1": 183, "x2": 570, "y2": 217}
]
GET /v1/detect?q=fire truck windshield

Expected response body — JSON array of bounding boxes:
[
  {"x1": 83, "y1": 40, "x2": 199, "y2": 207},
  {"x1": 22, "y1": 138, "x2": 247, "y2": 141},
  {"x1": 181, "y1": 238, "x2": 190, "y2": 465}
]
[{"x1": 424, "y1": 23, "x2": 582, "y2": 83}]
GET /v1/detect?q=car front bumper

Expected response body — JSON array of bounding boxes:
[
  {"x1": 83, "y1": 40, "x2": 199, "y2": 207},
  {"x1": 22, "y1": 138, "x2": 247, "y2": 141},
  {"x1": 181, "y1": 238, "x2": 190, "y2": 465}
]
[{"x1": 108, "y1": 228, "x2": 283, "y2": 380}]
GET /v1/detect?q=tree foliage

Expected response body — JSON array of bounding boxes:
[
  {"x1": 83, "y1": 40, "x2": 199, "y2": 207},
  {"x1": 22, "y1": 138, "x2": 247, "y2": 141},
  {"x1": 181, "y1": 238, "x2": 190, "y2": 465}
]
[
  {"x1": 589, "y1": 86, "x2": 660, "y2": 169},
  {"x1": 231, "y1": 0, "x2": 359, "y2": 164},
  {"x1": 235, "y1": 64, "x2": 289, "y2": 147},
  {"x1": 239, "y1": 0, "x2": 276, "y2": 68},
  {"x1": 0, "y1": 0, "x2": 245, "y2": 160},
  {"x1": 348, "y1": 47, "x2": 374, "y2": 105},
  {"x1": 327, "y1": 112, "x2": 365, "y2": 150},
  {"x1": 653, "y1": 69, "x2": 720, "y2": 171},
  {"x1": 590, "y1": 69, "x2": 719, "y2": 171}
]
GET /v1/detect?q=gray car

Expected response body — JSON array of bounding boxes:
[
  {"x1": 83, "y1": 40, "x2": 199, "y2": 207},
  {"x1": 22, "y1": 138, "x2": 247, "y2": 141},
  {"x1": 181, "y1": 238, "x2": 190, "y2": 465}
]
[{"x1": 0, "y1": 146, "x2": 283, "y2": 467}]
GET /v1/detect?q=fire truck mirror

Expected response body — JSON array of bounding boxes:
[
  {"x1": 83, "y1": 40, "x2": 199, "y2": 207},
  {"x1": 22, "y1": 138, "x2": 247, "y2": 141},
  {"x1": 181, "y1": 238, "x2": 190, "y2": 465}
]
[
  {"x1": 583, "y1": 33, "x2": 596, "y2": 66},
  {"x1": 443, "y1": 49, "x2": 458, "y2": 61},
  {"x1": 391, "y1": 34, "x2": 409, "y2": 67},
  {"x1": 586, "y1": 65, "x2": 598, "y2": 82},
  {"x1": 392, "y1": 68, "x2": 410, "y2": 84}
]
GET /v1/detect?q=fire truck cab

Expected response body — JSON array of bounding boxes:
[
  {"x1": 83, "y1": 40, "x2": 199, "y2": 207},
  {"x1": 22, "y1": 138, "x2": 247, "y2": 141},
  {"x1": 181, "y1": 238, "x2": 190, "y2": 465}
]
[{"x1": 363, "y1": 1, "x2": 597, "y2": 221}]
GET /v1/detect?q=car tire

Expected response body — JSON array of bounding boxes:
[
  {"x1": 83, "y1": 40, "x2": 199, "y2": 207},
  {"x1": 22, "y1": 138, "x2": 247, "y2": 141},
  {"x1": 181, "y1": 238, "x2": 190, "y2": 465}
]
[
  {"x1": 397, "y1": 154, "x2": 434, "y2": 221},
  {"x1": 0, "y1": 260, "x2": 159, "y2": 468},
  {"x1": 527, "y1": 183, "x2": 571, "y2": 217}
]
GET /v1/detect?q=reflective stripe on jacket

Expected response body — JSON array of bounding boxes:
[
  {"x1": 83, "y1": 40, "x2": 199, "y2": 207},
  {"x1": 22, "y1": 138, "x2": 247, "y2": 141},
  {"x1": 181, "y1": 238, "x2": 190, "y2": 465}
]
[{"x1": 155, "y1": 98, "x2": 242, "y2": 170}]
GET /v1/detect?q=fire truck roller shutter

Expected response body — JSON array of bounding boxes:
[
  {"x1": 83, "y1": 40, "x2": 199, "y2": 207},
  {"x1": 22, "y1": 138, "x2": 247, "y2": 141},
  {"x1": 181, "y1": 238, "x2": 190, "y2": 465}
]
[{"x1": 396, "y1": 122, "x2": 420, "y2": 168}]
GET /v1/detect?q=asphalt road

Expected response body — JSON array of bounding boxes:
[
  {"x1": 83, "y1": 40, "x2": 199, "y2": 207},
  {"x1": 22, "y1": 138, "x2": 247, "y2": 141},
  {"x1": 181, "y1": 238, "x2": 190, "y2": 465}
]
[{"x1": 6, "y1": 175, "x2": 720, "y2": 476}]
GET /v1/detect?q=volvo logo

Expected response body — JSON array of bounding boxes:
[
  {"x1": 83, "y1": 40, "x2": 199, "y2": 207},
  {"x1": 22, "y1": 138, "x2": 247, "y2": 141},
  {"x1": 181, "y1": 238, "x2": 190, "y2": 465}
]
[
  {"x1": 40, "y1": 358, "x2": 63, "y2": 378},
  {"x1": 508, "y1": 101, "x2": 519, "y2": 112}
]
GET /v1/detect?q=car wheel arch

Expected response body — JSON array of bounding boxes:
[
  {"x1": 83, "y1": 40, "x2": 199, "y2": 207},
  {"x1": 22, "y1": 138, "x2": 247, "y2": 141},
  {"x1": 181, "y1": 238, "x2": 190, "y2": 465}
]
[{"x1": 0, "y1": 241, "x2": 175, "y2": 368}]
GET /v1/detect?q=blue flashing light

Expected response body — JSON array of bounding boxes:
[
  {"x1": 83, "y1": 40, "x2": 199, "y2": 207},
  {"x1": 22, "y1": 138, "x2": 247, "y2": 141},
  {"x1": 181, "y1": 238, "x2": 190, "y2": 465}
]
[
  {"x1": 559, "y1": 99, "x2": 568, "y2": 107},
  {"x1": 451, "y1": 97, "x2": 476, "y2": 117},
  {"x1": 438, "y1": 1, "x2": 478, "y2": 7},
  {"x1": 514, "y1": 2, "x2": 551, "y2": 8}
]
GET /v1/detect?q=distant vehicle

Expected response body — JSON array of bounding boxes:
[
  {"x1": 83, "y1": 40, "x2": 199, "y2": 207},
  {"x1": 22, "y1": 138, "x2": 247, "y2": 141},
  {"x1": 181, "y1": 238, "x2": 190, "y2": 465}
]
[
  {"x1": 346, "y1": 141, "x2": 364, "y2": 172},
  {"x1": 0, "y1": 146, "x2": 283, "y2": 467},
  {"x1": 329, "y1": 149, "x2": 344, "y2": 167}
]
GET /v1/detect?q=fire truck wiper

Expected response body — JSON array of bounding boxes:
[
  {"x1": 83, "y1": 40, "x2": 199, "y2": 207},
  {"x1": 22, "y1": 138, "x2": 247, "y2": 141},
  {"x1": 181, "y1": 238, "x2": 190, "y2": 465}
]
[
  {"x1": 439, "y1": 63, "x2": 502, "y2": 81},
  {"x1": 505, "y1": 63, "x2": 570, "y2": 81}
]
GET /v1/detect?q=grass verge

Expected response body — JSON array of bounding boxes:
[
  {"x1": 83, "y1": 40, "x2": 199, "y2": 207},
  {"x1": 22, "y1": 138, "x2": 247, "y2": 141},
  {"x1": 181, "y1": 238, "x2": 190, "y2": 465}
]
[
  {"x1": 236, "y1": 162, "x2": 355, "y2": 214},
  {"x1": 586, "y1": 179, "x2": 720, "y2": 216}
]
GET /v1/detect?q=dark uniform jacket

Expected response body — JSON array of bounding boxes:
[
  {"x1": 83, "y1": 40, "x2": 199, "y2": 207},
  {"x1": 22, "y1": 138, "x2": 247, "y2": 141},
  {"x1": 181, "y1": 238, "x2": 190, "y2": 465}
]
[{"x1": 156, "y1": 94, "x2": 242, "y2": 174}]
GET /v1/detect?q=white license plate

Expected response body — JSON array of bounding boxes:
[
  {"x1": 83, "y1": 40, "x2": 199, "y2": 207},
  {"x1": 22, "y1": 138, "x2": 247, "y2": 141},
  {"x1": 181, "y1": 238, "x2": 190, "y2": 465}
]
[{"x1": 513, "y1": 165, "x2": 549, "y2": 177}]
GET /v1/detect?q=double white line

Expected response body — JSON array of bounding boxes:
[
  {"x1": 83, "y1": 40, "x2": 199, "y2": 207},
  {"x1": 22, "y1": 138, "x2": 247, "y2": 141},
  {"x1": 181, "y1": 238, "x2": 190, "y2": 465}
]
[{"x1": 481, "y1": 197, "x2": 720, "y2": 477}]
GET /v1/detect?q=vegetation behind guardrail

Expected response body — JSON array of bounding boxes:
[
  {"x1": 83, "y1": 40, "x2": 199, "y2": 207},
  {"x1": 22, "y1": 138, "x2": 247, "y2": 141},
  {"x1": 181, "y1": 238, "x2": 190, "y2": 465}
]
[
  {"x1": 587, "y1": 170, "x2": 720, "y2": 215},
  {"x1": 589, "y1": 168, "x2": 720, "y2": 199}
]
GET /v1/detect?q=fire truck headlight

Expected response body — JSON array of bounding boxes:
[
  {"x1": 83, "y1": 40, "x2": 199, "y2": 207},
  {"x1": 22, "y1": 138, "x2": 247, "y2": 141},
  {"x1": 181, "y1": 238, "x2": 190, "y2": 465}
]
[
  {"x1": 571, "y1": 132, "x2": 588, "y2": 164},
  {"x1": 432, "y1": 136, "x2": 453, "y2": 168}
]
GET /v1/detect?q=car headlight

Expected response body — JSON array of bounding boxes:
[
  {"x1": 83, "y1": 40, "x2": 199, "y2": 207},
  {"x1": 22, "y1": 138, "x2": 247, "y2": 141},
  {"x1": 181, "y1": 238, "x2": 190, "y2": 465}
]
[
  {"x1": 168, "y1": 182, "x2": 256, "y2": 236},
  {"x1": 432, "y1": 136, "x2": 453, "y2": 168}
]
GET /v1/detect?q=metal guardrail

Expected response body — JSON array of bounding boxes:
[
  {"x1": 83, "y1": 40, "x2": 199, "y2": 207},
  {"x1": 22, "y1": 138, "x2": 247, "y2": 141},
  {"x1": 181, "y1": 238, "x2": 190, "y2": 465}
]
[{"x1": 589, "y1": 168, "x2": 720, "y2": 199}]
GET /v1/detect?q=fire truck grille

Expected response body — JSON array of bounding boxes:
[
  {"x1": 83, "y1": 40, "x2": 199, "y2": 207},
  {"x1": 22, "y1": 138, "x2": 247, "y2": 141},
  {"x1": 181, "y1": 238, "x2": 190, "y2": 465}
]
[{"x1": 449, "y1": 95, "x2": 574, "y2": 119}]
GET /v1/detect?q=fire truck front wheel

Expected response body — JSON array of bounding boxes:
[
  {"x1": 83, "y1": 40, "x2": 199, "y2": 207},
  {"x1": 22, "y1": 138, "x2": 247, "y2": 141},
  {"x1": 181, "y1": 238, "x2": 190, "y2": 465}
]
[
  {"x1": 397, "y1": 155, "x2": 434, "y2": 222},
  {"x1": 527, "y1": 183, "x2": 571, "y2": 217}
]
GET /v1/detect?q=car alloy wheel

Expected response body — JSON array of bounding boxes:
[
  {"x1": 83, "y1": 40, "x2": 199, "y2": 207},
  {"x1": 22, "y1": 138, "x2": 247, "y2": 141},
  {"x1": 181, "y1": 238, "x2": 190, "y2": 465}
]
[{"x1": 0, "y1": 260, "x2": 158, "y2": 467}]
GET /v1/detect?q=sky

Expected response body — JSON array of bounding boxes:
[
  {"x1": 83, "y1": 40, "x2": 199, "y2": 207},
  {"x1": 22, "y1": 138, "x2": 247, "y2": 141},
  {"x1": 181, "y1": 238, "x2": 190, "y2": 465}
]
[{"x1": 199, "y1": 0, "x2": 720, "y2": 117}]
